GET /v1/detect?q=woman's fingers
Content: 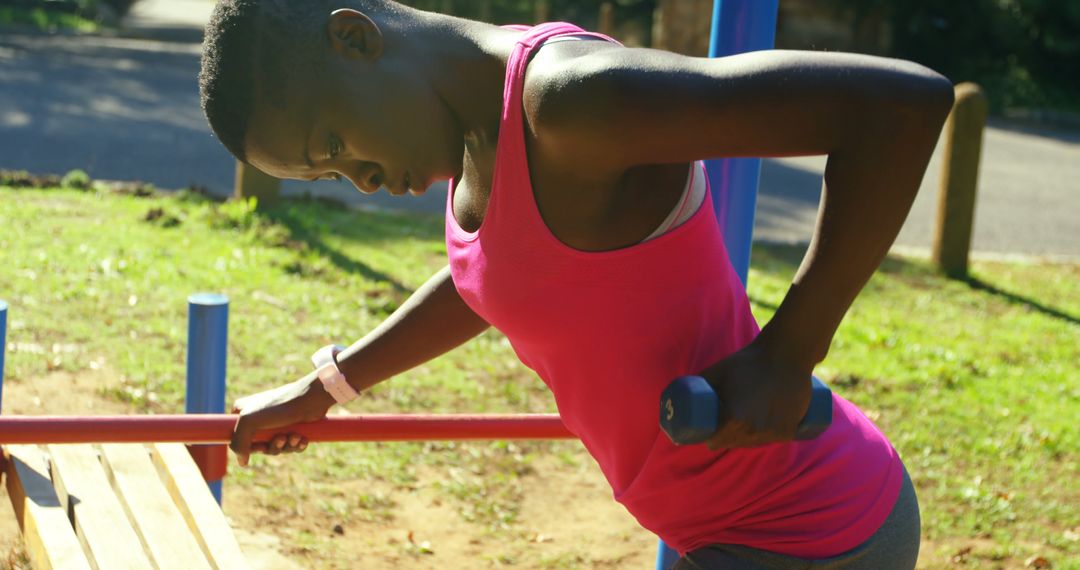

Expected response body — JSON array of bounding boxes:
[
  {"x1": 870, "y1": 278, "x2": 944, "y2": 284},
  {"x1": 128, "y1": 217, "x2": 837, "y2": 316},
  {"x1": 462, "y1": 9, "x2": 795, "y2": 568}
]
[
  {"x1": 262, "y1": 434, "x2": 287, "y2": 455},
  {"x1": 243, "y1": 433, "x2": 310, "y2": 459},
  {"x1": 281, "y1": 434, "x2": 308, "y2": 454},
  {"x1": 281, "y1": 433, "x2": 307, "y2": 453}
]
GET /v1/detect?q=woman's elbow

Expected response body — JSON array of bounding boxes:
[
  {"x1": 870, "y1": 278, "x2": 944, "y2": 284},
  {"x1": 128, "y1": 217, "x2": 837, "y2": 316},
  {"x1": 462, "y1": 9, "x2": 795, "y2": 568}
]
[
  {"x1": 918, "y1": 66, "x2": 956, "y2": 120},
  {"x1": 895, "y1": 61, "x2": 956, "y2": 124}
]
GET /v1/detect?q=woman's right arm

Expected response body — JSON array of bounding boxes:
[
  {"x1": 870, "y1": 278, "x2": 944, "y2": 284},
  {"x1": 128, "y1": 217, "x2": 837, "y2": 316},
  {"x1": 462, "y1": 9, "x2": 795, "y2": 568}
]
[
  {"x1": 230, "y1": 265, "x2": 489, "y2": 465},
  {"x1": 333, "y1": 264, "x2": 490, "y2": 392}
]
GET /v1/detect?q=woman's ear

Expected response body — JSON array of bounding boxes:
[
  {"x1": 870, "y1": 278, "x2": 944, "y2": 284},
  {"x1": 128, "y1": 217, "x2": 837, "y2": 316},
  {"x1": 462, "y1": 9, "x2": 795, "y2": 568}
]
[{"x1": 327, "y1": 9, "x2": 383, "y2": 61}]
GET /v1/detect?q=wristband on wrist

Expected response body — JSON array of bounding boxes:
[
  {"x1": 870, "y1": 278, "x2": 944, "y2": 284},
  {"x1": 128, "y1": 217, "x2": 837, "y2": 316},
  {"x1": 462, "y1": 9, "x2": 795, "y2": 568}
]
[{"x1": 311, "y1": 344, "x2": 360, "y2": 405}]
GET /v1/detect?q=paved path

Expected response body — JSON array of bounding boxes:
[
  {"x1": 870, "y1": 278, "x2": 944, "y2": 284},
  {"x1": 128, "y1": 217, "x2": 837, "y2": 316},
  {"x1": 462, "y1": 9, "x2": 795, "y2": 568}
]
[
  {"x1": 121, "y1": 0, "x2": 216, "y2": 43},
  {"x1": 1, "y1": 18, "x2": 1077, "y2": 257},
  {"x1": 760, "y1": 123, "x2": 1080, "y2": 258}
]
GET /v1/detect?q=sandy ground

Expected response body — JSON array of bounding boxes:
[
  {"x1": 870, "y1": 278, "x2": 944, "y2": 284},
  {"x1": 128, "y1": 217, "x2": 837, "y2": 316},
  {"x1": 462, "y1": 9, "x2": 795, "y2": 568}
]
[{"x1": 219, "y1": 456, "x2": 658, "y2": 569}]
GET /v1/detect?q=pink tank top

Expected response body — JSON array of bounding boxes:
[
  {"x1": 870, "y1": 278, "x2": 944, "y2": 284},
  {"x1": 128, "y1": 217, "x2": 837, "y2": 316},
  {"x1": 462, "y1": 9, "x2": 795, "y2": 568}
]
[{"x1": 445, "y1": 22, "x2": 903, "y2": 558}]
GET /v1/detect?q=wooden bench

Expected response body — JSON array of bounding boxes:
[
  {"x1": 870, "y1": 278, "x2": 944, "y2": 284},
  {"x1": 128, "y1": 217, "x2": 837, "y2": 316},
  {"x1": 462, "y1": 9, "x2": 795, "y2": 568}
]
[{"x1": 4, "y1": 443, "x2": 249, "y2": 569}]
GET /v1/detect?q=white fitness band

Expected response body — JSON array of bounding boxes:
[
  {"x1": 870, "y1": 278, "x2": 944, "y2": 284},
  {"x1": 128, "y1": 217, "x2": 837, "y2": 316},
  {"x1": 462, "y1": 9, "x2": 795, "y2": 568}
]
[{"x1": 311, "y1": 344, "x2": 360, "y2": 404}]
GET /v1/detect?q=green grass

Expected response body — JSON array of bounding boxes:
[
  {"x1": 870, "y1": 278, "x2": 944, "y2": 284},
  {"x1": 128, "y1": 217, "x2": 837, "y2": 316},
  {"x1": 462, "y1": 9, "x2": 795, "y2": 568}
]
[
  {"x1": 1, "y1": 185, "x2": 1077, "y2": 568},
  {"x1": 0, "y1": 7, "x2": 98, "y2": 33}
]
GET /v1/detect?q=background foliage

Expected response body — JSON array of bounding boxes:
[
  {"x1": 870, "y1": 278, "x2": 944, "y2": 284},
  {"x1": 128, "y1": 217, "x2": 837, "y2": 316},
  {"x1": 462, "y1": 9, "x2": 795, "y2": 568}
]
[{"x1": 827, "y1": 0, "x2": 1080, "y2": 112}]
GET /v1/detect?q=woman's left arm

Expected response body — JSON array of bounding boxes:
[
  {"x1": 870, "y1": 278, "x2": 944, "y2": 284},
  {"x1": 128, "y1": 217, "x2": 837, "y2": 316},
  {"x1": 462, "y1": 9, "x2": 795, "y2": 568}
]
[{"x1": 531, "y1": 48, "x2": 955, "y2": 447}]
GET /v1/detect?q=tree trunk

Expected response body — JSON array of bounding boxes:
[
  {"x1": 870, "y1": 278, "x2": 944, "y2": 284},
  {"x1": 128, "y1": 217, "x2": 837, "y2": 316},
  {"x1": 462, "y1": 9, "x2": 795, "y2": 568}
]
[{"x1": 652, "y1": 0, "x2": 712, "y2": 56}]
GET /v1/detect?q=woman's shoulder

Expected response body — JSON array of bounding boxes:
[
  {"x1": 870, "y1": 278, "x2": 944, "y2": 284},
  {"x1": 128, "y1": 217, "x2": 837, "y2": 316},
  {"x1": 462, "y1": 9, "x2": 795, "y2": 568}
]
[
  {"x1": 521, "y1": 38, "x2": 622, "y2": 130},
  {"x1": 520, "y1": 40, "x2": 666, "y2": 170}
]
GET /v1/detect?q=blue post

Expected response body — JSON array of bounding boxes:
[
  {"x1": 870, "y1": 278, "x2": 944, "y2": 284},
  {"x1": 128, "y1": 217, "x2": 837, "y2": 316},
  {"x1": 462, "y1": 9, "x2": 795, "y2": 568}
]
[
  {"x1": 186, "y1": 293, "x2": 229, "y2": 504},
  {"x1": 0, "y1": 300, "x2": 7, "y2": 411},
  {"x1": 656, "y1": 539, "x2": 679, "y2": 570},
  {"x1": 707, "y1": 0, "x2": 780, "y2": 286},
  {"x1": 656, "y1": 2, "x2": 780, "y2": 568}
]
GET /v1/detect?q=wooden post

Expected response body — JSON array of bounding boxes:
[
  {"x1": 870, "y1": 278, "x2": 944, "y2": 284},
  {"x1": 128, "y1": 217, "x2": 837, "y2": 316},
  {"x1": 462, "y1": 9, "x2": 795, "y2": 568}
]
[
  {"x1": 234, "y1": 161, "x2": 279, "y2": 207},
  {"x1": 933, "y1": 82, "x2": 987, "y2": 279},
  {"x1": 534, "y1": 0, "x2": 550, "y2": 24},
  {"x1": 652, "y1": 0, "x2": 713, "y2": 56},
  {"x1": 599, "y1": 2, "x2": 615, "y2": 36}
]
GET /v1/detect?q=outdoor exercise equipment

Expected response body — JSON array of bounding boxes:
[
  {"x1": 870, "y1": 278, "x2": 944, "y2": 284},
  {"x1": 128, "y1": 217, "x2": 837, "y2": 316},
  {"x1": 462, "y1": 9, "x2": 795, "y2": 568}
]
[
  {"x1": 5, "y1": 442, "x2": 248, "y2": 570},
  {"x1": 660, "y1": 375, "x2": 833, "y2": 445},
  {"x1": 186, "y1": 293, "x2": 228, "y2": 503},
  {"x1": 0, "y1": 297, "x2": 250, "y2": 569},
  {"x1": 0, "y1": 298, "x2": 573, "y2": 570},
  {"x1": 0, "y1": 414, "x2": 574, "y2": 444},
  {"x1": 0, "y1": 297, "x2": 574, "y2": 569}
]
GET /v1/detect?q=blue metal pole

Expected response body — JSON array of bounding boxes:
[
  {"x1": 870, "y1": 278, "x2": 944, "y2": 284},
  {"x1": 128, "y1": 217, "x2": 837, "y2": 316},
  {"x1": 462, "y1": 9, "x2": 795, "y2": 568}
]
[
  {"x1": 1, "y1": 300, "x2": 7, "y2": 411},
  {"x1": 655, "y1": 538, "x2": 679, "y2": 570},
  {"x1": 706, "y1": 0, "x2": 780, "y2": 286},
  {"x1": 186, "y1": 293, "x2": 229, "y2": 504},
  {"x1": 656, "y1": 2, "x2": 780, "y2": 568}
]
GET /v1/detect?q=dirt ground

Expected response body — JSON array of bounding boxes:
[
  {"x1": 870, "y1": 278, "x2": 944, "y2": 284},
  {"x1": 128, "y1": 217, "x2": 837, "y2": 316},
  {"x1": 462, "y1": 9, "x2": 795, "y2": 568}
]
[
  {"x1": 0, "y1": 368, "x2": 658, "y2": 569},
  {"x1": 220, "y1": 455, "x2": 658, "y2": 569}
]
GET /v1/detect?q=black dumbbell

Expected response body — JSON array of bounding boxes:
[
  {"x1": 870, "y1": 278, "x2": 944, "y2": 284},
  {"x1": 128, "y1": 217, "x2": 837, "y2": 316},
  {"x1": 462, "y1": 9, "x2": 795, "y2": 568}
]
[{"x1": 660, "y1": 375, "x2": 833, "y2": 445}]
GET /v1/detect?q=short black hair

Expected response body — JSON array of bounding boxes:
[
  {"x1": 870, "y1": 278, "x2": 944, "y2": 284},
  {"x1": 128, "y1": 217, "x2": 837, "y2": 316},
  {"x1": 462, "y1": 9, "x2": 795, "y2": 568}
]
[{"x1": 199, "y1": 0, "x2": 331, "y2": 162}]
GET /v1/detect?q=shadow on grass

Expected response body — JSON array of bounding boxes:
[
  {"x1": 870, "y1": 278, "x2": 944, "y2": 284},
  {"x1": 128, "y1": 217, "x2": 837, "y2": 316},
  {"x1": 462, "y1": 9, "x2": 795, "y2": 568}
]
[
  {"x1": 747, "y1": 296, "x2": 779, "y2": 312},
  {"x1": 261, "y1": 197, "x2": 443, "y2": 295},
  {"x1": 750, "y1": 241, "x2": 1079, "y2": 326},
  {"x1": 749, "y1": 241, "x2": 926, "y2": 276},
  {"x1": 745, "y1": 242, "x2": 927, "y2": 312},
  {"x1": 963, "y1": 276, "x2": 1079, "y2": 325}
]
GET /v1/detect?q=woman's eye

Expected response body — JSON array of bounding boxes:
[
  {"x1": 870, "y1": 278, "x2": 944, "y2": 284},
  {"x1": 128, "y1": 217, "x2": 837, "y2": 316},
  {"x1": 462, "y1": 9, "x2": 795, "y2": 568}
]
[{"x1": 328, "y1": 135, "x2": 342, "y2": 159}]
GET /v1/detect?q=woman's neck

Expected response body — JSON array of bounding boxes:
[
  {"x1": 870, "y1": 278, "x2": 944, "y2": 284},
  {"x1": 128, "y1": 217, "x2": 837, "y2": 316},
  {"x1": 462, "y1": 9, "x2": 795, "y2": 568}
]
[{"x1": 407, "y1": 12, "x2": 521, "y2": 163}]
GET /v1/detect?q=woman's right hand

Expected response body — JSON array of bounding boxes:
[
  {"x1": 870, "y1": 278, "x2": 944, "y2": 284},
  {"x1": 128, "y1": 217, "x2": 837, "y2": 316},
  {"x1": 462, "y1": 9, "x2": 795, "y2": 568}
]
[{"x1": 230, "y1": 372, "x2": 337, "y2": 467}]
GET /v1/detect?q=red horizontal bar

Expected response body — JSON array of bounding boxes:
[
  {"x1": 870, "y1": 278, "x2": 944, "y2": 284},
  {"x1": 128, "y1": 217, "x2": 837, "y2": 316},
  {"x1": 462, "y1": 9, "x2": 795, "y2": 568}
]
[{"x1": 0, "y1": 414, "x2": 575, "y2": 445}]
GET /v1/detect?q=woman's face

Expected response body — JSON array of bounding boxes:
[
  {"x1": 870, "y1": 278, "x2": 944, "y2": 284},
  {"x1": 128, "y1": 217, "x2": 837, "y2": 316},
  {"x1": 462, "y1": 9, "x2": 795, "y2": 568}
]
[{"x1": 242, "y1": 11, "x2": 464, "y2": 196}]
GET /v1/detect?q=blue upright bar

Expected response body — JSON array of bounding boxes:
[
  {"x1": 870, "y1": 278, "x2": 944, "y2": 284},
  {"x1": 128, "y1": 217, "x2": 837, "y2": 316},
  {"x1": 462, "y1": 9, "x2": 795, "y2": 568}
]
[
  {"x1": 656, "y1": 2, "x2": 780, "y2": 568},
  {"x1": 0, "y1": 300, "x2": 7, "y2": 411},
  {"x1": 186, "y1": 293, "x2": 229, "y2": 504},
  {"x1": 707, "y1": 0, "x2": 780, "y2": 286}
]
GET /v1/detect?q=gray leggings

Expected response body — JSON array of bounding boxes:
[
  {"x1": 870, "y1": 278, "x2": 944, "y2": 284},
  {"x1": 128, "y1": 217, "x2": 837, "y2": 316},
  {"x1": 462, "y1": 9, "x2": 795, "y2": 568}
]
[{"x1": 673, "y1": 464, "x2": 921, "y2": 570}]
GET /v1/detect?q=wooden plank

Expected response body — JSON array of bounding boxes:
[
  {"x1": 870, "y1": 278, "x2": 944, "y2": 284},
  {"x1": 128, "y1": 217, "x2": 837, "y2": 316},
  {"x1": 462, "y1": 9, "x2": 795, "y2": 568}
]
[
  {"x1": 3, "y1": 445, "x2": 91, "y2": 570},
  {"x1": 100, "y1": 445, "x2": 213, "y2": 570},
  {"x1": 48, "y1": 444, "x2": 153, "y2": 570},
  {"x1": 234, "y1": 161, "x2": 280, "y2": 206},
  {"x1": 149, "y1": 444, "x2": 249, "y2": 570}
]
